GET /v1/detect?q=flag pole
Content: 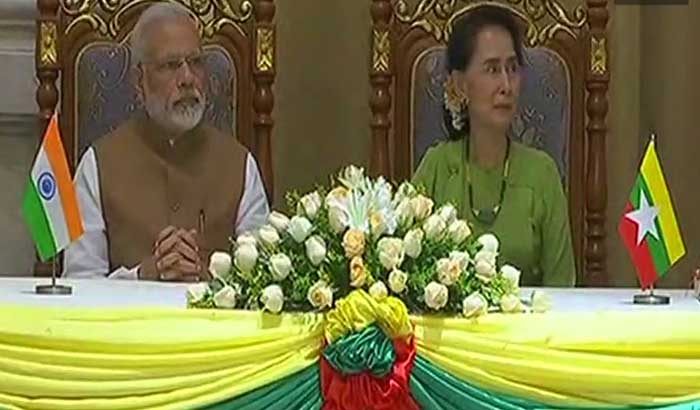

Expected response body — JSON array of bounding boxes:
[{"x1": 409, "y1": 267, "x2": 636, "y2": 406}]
[{"x1": 35, "y1": 255, "x2": 72, "y2": 295}]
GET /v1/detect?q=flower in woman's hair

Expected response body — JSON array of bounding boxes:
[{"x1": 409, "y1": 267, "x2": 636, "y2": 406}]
[
  {"x1": 424, "y1": 281, "x2": 449, "y2": 310},
  {"x1": 308, "y1": 280, "x2": 333, "y2": 309},
  {"x1": 343, "y1": 229, "x2": 366, "y2": 258},
  {"x1": 349, "y1": 256, "x2": 368, "y2": 288},
  {"x1": 443, "y1": 75, "x2": 467, "y2": 130}
]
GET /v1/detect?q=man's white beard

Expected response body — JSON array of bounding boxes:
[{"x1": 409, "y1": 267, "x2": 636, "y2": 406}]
[{"x1": 145, "y1": 94, "x2": 205, "y2": 134}]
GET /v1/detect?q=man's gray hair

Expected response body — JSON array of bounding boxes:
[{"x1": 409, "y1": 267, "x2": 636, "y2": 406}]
[{"x1": 131, "y1": 2, "x2": 196, "y2": 66}]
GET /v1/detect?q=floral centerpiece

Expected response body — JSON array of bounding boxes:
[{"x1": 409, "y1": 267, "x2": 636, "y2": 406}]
[{"x1": 188, "y1": 165, "x2": 550, "y2": 317}]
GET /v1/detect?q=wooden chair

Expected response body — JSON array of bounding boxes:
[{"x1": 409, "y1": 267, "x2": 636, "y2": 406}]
[
  {"x1": 369, "y1": 0, "x2": 610, "y2": 286},
  {"x1": 34, "y1": 0, "x2": 276, "y2": 275}
]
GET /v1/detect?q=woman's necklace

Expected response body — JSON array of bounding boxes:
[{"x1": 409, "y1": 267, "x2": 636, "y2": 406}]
[{"x1": 465, "y1": 137, "x2": 511, "y2": 226}]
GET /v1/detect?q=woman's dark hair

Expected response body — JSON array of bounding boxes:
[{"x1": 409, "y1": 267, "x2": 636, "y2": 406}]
[{"x1": 444, "y1": 5, "x2": 524, "y2": 139}]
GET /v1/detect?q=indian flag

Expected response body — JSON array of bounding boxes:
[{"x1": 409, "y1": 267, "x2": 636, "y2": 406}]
[
  {"x1": 618, "y1": 138, "x2": 685, "y2": 289},
  {"x1": 22, "y1": 114, "x2": 84, "y2": 261}
]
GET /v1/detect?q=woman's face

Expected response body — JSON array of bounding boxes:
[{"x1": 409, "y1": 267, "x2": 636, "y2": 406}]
[{"x1": 457, "y1": 25, "x2": 521, "y2": 133}]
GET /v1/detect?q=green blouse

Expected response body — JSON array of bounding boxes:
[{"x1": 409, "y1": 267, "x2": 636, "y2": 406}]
[{"x1": 412, "y1": 138, "x2": 576, "y2": 287}]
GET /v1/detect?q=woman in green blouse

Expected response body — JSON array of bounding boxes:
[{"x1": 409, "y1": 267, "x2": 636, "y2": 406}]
[{"x1": 412, "y1": 6, "x2": 575, "y2": 286}]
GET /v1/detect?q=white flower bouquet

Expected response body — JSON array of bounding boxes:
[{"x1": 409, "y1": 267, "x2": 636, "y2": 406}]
[{"x1": 189, "y1": 166, "x2": 538, "y2": 318}]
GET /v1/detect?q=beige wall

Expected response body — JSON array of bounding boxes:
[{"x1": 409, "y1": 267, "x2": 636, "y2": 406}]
[{"x1": 273, "y1": 0, "x2": 371, "y2": 211}]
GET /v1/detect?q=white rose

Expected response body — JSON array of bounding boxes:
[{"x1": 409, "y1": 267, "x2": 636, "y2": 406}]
[
  {"x1": 369, "y1": 210, "x2": 388, "y2": 237},
  {"x1": 325, "y1": 186, "x2": 349, "y2": 207},
  {"x1": 328, "y1": 204, "x2": 349, "y2": 233},
  {"x1": 349, "y1": 256, "x2": 368, "y2": 288},
  {"x1": 369, "y1": 281, "x2": 388, "y2": 300},
  {"x1": 436, "y1": 258, "x2": 462, "y2": 286},
  {"x1": 307, "y1": 280, "x2": 333, "y2": 309},
  {"x1": 288, "y1": 216, "x2": 313, "y2": 243},
  {"x1": 298, "y1": 191, "x2": 322, "y2": 219},
  {"x1": 475, "y1": 259, "x2": 496, "y2": 282},
  {"x1": 437, "y1": 204, "x2": 458, "y2": 225},
  {"x1": 474, "y1": 249, "x2": 497, "y2": 266},
  {"x1": 208, "y1": 251, "x2": 232, "y2": 278},
  {"x1": 500, "y1": 264, "x2": 521, "y2": 288},
  {"x1": 305, "y1": 235, "x2": 327, "y2": 266},
  {"x1": 448, "y1": 220, "x2": 472, "y2": 243},
  {"x1": 236, "y1": 232, "x2": 257, "y2": 248},
  {"x1": 186, "y1": 282, "x2": 209, "y2": 304},
  {"x1": 449, "y1": 251, "x2": 471, "y2": 270},
  {"x1": 500, "y1": 294, "x2": 523, "y2": 313},
  {"x1": 234, "y1": 244, "x2": 258, "y2": 273},
  {"x1": 531, "y1": 290, "x2": 553, "y2": 313},
  {"x1": 377, "y1": 237, "x2": 405, "y2": 270},
  {"x1": 258, "y1": 224, "x2": 280, "y2": 248},
  {"x1": 269, "y1": 253, "x2": 292, "y2": 281},
  {"x1": 424, "y1": 281, "x2": 449, "y2": 310},
  {"x1": 478, "y1": 233, "x2": 499, "y2": 253},
  {"x1": 410, "y1": 195, "x2": 434, "y2": 221},
  {"x1": 213, "y1": 285, "x2": 238, "y2": 308},
  {"x1": 403, "y1": 228, "x2": 424, "y2": 259},
  {"x1": 388, "y1": 269, "x2": 408, "y2": 293},
  {"x1": 260, "y1": 285, "x2": 284, "y2": 313},
  {"x1": 395, "y1": 198, "x2": 414, "y2": 228},
  {"x1": 268, "y1": 211, "x2": 290, "y2": 232},
  {"x1": 423, "y1": 214, "x2": 447, "y2": 240},
  {"x1": 462, "y1": 292, "x2": 488, "y2": 318}
]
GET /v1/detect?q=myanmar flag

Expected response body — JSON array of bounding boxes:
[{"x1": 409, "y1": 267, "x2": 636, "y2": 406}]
[
  {"x1": 619, "y1": 139, "x2": 685, "y2": 289},
  {"x1": 22, "y1": 113, "x2": 84, "y2": 261}
]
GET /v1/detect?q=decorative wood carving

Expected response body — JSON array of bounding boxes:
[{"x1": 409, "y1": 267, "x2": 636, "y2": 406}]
[{"x1": 585, "y1": 0, "x2": 610, "y2": 286}]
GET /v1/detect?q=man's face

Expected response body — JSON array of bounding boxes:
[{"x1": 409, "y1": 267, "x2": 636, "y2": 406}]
[{"x1": 137, "y1": 18, "x2": 207, "y2": 134}]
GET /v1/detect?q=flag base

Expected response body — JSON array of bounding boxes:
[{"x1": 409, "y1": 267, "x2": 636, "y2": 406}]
[
  {"x1": 35, "y1": 284, "x2": 72, "y2": 295},
  {"x1": 633, "y1": 293, "x2": 670, "y2": 305}
]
